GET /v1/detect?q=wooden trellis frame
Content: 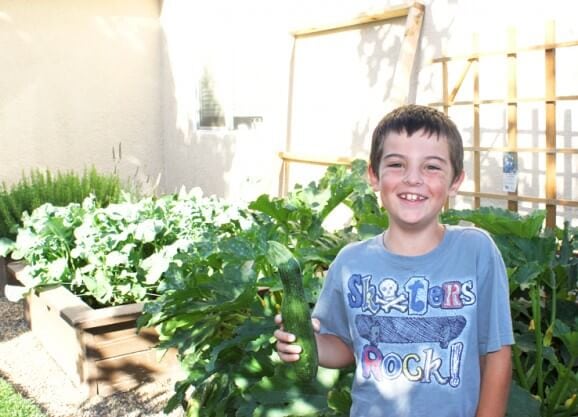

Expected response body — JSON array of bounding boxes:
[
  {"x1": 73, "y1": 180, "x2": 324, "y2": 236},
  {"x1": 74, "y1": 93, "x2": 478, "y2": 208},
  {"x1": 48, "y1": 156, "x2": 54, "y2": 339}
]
[
  {"x1": 429, "y1": 21, "x2": 578, "y2": 228},
  {"x1": 279, "y1": 2, "x2": 425, "y2": 195}
]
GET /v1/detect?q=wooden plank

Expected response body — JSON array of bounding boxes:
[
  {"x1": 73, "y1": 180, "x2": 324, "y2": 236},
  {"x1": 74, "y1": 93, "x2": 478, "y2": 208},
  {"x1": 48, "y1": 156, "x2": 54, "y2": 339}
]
[
  {"x1": 448, "y1": 60, "x2": 472, "y2": 105},
  {"x1": 545, "y1": 21, "x2": 557, "y2": 228},
  {"x1": 24, "y1": 287, "x2": 89, "y2": 391},
  {"x1": 390, "y1": 2, "x2": 426, "y2": 107},
  {"x1": 7, "y1": 261, "x2": 178, "y2": 397},
  {"x1": 463, "y1": 146, "x2": 578, "y2": 155},
  {"x1": 279, "y1": 152, "x2": 354, "y2": 167},
  {"x1": 442, "y1": 58, "x2": 450, "y2": 210},
  {"x1": 282, "y1": 3, "x2": 425, "y2": 195},
  {"x1": 8, "y1": 262, "x2": 143, "y2": 330},
  {"x1": 67, "y1": 303, "x2": 143, "y2": 330},
  {"x1": 473, "y1": 48, "x2": 480, "y2": 208},
  {"x1": 471, "y1": 32, "x2": 480, "y2": 208},
  {"x1": 457, "y1": 191, "x2": 578, "y2": 207},
  {"x1": 93, "y1": 348, "x2": 181, "y2": 397},
  {"x1": 442, "y1": 60, "x2": 449, "y2": 115},
  {"x1": 282, "y1": 36, "x2": 297, "y2": 196},
  {"x1": 86, "y1": 325, "x2": 159, "y2": 360},
  {"x1": 428, "y1": 94, "x2": 578, "y2": 106},
  {"x1": 290, "y1": 3, "x2": 418, "y2": 37},
  {"x1": 431, "y1": 39, "x2": 578, "y2": 63},
  {"x1": 506, "y1": 28, "x2": 518, "y2": 212}
]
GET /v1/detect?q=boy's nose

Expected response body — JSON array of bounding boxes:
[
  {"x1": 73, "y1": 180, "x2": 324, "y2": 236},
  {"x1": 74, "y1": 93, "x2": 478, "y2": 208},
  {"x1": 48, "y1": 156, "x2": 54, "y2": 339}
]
[{"x1": 403, "y1": 168, "x2": 423, "y2": 185}]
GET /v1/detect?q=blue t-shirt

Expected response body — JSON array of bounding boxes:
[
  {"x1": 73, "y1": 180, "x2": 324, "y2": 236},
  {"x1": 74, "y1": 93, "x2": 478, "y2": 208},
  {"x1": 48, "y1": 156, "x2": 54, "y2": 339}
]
[{"x1": 312, "y1": 225, "x2": 514, "y2": 417}]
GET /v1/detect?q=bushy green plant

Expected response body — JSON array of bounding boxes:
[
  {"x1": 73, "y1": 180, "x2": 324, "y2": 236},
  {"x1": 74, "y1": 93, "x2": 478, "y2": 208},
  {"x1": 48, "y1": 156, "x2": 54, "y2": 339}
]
[
  {"x1": 0, "y1": 167, "x2": 122, "y2": 240},
  {"x1": 443, "y1": 208, "x2": 578, "y2": 417},
  {"x1": 4, "y1": 159, "x2": 576, "y2": 416},
  {"x1": 138, "y1": 160, "x2": 384, "y2": 416},
  {"x1": 2, "y1": 189, "x2": 247, "y2": 307},
  {"x1": 141, "y1": 162, "x2": 577, "y2": 417}
]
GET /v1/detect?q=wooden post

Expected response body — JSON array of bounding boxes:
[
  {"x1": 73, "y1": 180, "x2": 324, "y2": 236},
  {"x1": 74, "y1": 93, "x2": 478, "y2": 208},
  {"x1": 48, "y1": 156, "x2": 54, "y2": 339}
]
[
  {"x1": 281, "y1": 37, "x2": 297, "y2": 196},
  {"x1": 506, "y1": 28, "x2": 518, "y2": 212},
  {"x1": 281, "y1": 3, "x2": 425, "y2": 195},
  {"x1": 545, "y1": 21, "x2": 557, "y2": 228},
  {"x1": 472, "y1": 34, "x2": 481, "y2": 209},
  {"x1": 390, "y1": 2, "x2": 426, "y2": 107}
]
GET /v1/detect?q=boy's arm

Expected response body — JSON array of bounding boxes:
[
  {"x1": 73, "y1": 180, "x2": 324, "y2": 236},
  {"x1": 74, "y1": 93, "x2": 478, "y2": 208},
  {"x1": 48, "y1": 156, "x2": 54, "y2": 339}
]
[
  {"x1": 316, "y1": 332, "x2": 355, "y2": 368},
  {"x1": 476, "y1": 345, "x2": 512, "y2": 417}
]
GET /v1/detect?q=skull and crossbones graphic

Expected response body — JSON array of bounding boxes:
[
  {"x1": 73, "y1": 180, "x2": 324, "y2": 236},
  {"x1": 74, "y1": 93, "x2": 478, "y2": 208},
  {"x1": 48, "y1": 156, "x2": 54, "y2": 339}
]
[{"x1": 376, "y1": 278, "x2": 408, "y2": 313}]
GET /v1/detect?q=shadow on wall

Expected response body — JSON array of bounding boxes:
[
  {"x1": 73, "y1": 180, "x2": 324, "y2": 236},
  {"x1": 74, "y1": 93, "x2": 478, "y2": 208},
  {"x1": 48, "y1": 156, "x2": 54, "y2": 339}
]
[
  {"x1": 348, "y1": 20, "x2": 402, "y2": 156},
  {"x1": 348, "y1": 5, "x2": 454, "y2": 160},
  {"x1": 159, "y1": 25, "x2": 234, "y2": 197}
]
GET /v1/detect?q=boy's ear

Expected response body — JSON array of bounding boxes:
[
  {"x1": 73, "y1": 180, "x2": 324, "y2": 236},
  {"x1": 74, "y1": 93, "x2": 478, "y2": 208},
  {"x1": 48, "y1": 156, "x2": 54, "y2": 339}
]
[
  {"x1": 448, "y1": 170, "x2": 465, "y2": 196},
  {"x1": 367, "y1": 164, "x2": 380, "y2": 191}
]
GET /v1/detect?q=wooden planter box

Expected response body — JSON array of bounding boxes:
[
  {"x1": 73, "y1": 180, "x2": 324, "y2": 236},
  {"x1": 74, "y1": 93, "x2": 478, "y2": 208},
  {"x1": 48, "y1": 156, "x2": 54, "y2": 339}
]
[{"x1": 7, "y1": 262, "x2": 182, "y2": 397}]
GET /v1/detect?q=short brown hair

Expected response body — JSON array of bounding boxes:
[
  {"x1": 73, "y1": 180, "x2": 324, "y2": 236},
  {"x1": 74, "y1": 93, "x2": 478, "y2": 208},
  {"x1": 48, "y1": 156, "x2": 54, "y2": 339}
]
[{"x1": 369, "y1": 105, "x2": 464, "y2": 183}]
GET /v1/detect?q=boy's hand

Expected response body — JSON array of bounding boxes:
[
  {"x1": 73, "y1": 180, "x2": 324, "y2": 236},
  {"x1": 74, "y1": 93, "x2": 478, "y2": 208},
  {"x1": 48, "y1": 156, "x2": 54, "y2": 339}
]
[{"x1": 274, "y1": 314, "x2": 319, "y2": 363}]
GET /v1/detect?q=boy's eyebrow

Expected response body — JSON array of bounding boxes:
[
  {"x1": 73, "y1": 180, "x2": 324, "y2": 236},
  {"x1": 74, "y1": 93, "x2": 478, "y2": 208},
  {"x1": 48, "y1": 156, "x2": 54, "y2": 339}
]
[{"x1": 383, "y1": 153, "x2": 449, "y2": 164}]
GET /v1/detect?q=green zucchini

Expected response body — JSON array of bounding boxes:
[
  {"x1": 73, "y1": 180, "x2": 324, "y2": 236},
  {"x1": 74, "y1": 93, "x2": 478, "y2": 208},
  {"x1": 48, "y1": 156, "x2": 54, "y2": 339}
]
[{"x1": 267, "y1": 240, "x2": 319, "y2": 382}]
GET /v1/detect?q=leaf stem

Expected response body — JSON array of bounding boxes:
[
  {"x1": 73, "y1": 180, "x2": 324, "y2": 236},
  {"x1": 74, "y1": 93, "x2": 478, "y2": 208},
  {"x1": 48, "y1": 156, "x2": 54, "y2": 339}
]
[
  {"x1": 511, "y1": 344, "x2": 530, "y2": 390},
  {"x1": 531, "y1": 284, "x2": 544, "y2": 400}
]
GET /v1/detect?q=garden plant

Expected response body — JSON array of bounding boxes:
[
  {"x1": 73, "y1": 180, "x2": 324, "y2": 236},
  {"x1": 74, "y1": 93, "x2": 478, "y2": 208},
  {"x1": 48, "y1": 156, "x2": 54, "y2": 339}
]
[
  {"x1": 1, "y1": 160, "x2": 576, "y2": 416},
  {"x1": 0, "y1": 167, "x2": 122, "y2": 241}
]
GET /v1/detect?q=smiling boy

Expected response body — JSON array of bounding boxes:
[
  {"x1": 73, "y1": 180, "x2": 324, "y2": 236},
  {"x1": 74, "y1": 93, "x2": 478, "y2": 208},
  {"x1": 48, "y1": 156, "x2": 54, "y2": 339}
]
[{"x1": 275, "y1": 105, "x2": 514, "y2": 417}]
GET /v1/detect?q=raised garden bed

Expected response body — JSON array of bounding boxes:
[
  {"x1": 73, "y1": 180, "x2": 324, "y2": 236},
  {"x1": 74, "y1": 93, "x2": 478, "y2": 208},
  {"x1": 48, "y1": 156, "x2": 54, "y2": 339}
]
[{"x1": 6, "y1": 262, "x2": 182, "y2": 397}]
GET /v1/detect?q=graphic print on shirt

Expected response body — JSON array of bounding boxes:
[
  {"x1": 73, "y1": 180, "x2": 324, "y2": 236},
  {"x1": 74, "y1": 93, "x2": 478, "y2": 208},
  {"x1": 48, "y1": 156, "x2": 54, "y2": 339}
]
[{"x1": 347, "y1": 273, "x2": 476, "y2": 388}]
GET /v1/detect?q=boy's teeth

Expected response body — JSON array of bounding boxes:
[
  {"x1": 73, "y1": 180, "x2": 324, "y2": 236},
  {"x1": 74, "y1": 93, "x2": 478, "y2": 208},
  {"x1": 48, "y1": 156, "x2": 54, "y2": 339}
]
[{"x1": 402, "y1": 193, "x2": 424, "y2": 201}]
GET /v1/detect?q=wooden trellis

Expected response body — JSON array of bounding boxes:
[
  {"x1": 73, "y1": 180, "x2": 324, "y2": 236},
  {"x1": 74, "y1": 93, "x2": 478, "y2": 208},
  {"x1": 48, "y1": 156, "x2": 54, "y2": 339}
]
[
  {"x1": 279, "y1": 15, "x2": 577, "y2": 228},
  {"x1": 279, "y1": 2, "x2": 425, "y2": 195},
  {"x1": 429, "y1": 21, "x2": 578, "y2": 228}
]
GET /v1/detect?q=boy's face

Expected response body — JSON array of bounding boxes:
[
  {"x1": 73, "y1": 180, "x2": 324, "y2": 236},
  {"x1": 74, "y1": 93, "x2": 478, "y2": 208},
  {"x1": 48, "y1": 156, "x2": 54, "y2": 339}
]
[{"x1": 368, "y1": 128, "x2": 464, "y2": 231}]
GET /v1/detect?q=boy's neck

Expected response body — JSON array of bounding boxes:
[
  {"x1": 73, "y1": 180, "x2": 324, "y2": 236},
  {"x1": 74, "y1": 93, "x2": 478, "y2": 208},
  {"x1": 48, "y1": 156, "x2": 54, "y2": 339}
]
[{"x1": 383, "y1": 223, "x2": 445, "y2": 256}]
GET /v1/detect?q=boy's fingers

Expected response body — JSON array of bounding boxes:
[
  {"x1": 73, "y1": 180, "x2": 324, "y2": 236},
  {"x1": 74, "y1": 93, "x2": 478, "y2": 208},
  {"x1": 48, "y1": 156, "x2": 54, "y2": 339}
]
[
  {"x1": 274, "y1": 328, "x2": 296, "y2": 343},
  {"x1": 276, "y1": 340, "x2": 302, "y2": 354},
  {"x1": 276, "y1": 339, "x2": 302, "y2": 363},
  {"x1": 274, "y1": 314, "x2": 282, "y2": 325},
  {"x1": 277, "y1": 351, "x2": 301, "y2": 363}
]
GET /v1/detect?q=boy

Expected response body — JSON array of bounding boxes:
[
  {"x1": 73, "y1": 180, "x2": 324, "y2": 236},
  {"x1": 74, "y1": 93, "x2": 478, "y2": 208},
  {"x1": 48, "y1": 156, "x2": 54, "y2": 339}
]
[{"x1": 275, "y1": 104, "x2": 514, "y2": 417}]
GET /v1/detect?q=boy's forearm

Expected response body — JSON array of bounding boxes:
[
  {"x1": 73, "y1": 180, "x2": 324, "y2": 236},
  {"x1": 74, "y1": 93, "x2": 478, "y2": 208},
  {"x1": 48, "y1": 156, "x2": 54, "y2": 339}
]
[
  {"x1": 316, "y1": 333, "x2": 355, "y2": 369},
  {"x1": 476, "y1": 346, "x2": 512, "y2": 417}
]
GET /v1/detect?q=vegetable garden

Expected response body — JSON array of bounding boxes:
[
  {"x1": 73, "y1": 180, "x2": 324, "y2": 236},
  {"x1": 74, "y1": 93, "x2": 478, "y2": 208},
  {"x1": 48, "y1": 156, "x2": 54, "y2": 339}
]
[{"x1": 0, "y1": 160, "x2": 576, "y2": 417}]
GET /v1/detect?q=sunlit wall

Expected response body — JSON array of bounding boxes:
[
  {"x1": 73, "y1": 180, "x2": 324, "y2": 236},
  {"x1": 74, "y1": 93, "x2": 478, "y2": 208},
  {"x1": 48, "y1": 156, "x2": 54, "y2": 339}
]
[
  {"x1": 0, "y1": 0, "x2": 162, "y2": 194},
  {"x1": 160, "y1": 0, "x2": 578, "y2": 226}
]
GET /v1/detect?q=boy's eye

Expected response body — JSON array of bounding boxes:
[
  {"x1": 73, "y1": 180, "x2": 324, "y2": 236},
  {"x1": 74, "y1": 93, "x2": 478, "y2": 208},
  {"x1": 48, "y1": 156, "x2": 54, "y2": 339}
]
[
  {"x1": 426, "y1": 165, "x2": 441, "y2": 171},
  {"x1": 386, "y1": 162, "x2": 403, "y2": 168}
]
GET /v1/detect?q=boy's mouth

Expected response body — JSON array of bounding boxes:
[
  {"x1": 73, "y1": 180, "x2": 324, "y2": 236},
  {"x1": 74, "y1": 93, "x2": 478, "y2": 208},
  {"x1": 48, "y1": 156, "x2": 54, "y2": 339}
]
[{"x1": 399, "y1": 193, "x2": 426, "y2": 201}]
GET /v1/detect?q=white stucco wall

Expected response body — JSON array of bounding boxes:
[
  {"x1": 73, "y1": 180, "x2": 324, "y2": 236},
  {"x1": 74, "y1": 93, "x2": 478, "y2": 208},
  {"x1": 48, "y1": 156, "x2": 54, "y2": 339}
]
[
  {"x1": 0, "y1": 0, "x2": 162, "y2": 193},
  {"x1": 0, "y1": 0, "x2": 575, "y2": 225},
  {"x1": 160, "y1": 0, "x2": 577, "y2": 225}
]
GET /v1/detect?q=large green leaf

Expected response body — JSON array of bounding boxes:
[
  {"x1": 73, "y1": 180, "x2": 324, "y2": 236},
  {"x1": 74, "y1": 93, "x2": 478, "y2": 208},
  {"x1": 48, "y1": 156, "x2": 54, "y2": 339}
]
[
  {"x1": 442, "y1": 207, "x2": 545, "y2": 239},
  {"x1": 506, "y1": 382, "x2": 541, "y2": 417}
]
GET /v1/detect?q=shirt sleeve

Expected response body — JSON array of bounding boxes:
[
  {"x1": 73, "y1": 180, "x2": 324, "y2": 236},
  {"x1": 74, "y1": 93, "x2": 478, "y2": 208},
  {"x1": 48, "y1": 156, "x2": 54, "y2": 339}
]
[
  {"x1": 476, "y1": 231, "x2": 515, "y2": 354},
  {"x1": 312, "y1": 257, "x2": 353, "y2": 348}
]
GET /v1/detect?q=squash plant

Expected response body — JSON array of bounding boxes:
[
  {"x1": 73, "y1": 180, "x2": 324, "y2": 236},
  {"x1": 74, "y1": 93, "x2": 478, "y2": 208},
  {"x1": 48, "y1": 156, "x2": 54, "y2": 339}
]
[
  {"x1": 2, "y1": 158, "x2": 576, "y2": 416},
  {"x1": 443, "y1": 208, "x2": 578, "y2": 417},
  {"x1": 142, "y1": 162, "x2": 577, "y2": 417},
  {"x1": 138, "y1": 159, "x2": 384, "y2": 416}
]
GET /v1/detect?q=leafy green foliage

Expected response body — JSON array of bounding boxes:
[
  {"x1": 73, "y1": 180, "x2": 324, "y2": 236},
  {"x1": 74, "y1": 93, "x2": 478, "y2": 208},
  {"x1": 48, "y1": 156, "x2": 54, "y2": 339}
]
[
  {"x1": 0, "y1": 167, "x2": 122, "y2": 241},
  {"x1": 442, "y1": 210, "x2": 578, "y2": 417},
  {"x1": 6, "y1": 189, "x2": 247, "y2": 307},
  {"x1": 139, "y1": 160, "x2": 382, "y2": 416},
  {"x1": 6, "y1": 158, "x2": 577, "y2": 416}
]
